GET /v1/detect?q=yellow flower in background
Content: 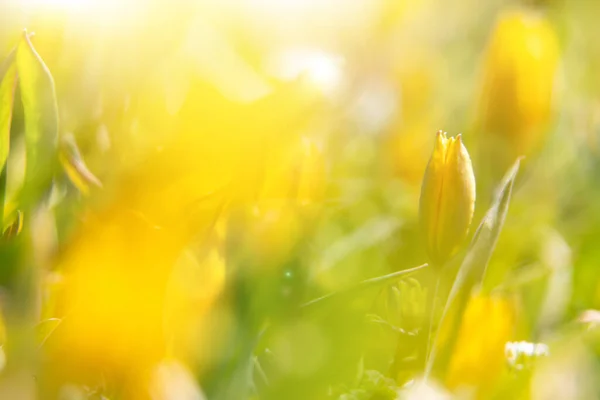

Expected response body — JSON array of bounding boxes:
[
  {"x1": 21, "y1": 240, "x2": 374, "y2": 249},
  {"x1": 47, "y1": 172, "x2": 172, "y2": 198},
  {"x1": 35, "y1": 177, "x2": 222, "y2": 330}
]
[
  {"x1": 43, "y1": 209, "x2": 191, "y2": 389},
  {"x1": 241, "y1": 135, "x2": 325, "y2": 268},
  {"x1": 127, "y1": 77, "x2": 322, "y2": 227},
  {"x1": 296, "y1": 139, "x2": 326, "y2": 206},
  {"x1": 446, "y1": 292, "x2": 515, "y2": 391},
  {"x1": 260, "y1": 136, "x2": 326, "y2": 206},
  {"x1": 164, "y1": 245, "x2": 227, "y2": 370},
  {"x1": 39, "y1": 206, "x2": 227, "y2": 397},
  {"x1": 477, "y1": 9, "x2": 560, "y2": 160},
  {"x1": 385, "y1": 50, "x2": 440, "y2": 187},
  {"x1": 386, "y1": 119, "x2": 435, "y2": 187},
  {"x1": 35, "y1": 72, "x2": 327, "y2": 393},
  {"x1": 241, "y1": 202, "x2": 303, "y2": 271},
  {"x1": 393, "y1": 51, "x2": 437, "y2": 122},
  {"x1": 419, "y1": 131, "x2": 476, "y2": 266}
]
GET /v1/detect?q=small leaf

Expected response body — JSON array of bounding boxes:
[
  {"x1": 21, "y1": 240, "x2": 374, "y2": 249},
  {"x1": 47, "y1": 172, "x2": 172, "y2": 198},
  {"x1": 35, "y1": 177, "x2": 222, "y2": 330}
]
[
  {"x1": 425, "y1": 158, "x2": 520, "y2": 378},
  {"x1": 16, "y1": 31, "x2": 59, "y2": 196},
  {"x1": 59, "y1": 133, "x2": 102, "y2": 195}
]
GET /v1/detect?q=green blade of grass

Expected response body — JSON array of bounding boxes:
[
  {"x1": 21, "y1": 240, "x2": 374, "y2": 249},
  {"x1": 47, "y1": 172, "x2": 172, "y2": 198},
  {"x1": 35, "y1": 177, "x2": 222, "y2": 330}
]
[
  {"x1": 0, "y1": 49, "x2": 17, "y2": 227},
  {"x1": 301, "y1": 263, "x2": 429, "y2": 311}
]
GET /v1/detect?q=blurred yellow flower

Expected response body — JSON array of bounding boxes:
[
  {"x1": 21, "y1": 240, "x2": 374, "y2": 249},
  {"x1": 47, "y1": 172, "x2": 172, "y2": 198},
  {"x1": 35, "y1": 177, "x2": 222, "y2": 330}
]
[
  {"x1": 419, "y1": 131, "x2": 476, "y2": 266},
  {"x1": 446, "y1": 291, "x2": 515, "y2": 391},
  {"x1": 386, "y1": 119, "x2": 434, "y2": 187},
  {"x1": 477, "y1": 9, "x2": 560, "y2": 161},
  {"x1": 241, "y1": 135, "x2": 325, "y2": 268},
  {"x1": 45, "y1": 210, "x2": 186, "y2": 378},
  {"x1": 241, "y1": 203, "x2": 303, "y2": 271},
  {"x1": 260, "y1": 136, "x2": 326, "y2": 206},
  {"x1": 42, "y1": 208, "x2": 225, "y2": 394},
  {"x1": 164, "y1": 245, "x2": 227, "y2": 368},
  {"x1": 385, "y1": 49, "x2": 439, "y2": 187}
]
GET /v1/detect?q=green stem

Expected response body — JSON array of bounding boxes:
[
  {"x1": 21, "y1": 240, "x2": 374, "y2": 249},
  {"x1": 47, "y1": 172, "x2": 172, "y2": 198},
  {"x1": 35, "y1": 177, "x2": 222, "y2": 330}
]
[{"x1": 425, "y1": 273, "x2": 442, "y2": 367}]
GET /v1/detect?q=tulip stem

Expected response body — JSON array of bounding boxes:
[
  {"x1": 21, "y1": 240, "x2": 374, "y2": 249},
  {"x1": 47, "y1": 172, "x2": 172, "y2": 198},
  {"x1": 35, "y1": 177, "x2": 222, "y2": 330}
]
[{"x1": 425, "y1": 273, "x2": 442, "y2": 366}]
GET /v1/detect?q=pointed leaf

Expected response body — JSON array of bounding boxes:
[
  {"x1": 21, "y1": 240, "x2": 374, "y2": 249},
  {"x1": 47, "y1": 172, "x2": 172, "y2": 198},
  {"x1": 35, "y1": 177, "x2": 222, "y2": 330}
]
[
  {"x1": 0, "y1": 49, "x2": 17, "y2": 174},
  {"x1": 0, "y1": 49, "x2": 17, "y2": 226},
  {"x1": 16, "y1": 31, "x2": 59, "y2": 195},
  {"x1": 455, "y1": 158, "x2": 520, "y2": 287}
]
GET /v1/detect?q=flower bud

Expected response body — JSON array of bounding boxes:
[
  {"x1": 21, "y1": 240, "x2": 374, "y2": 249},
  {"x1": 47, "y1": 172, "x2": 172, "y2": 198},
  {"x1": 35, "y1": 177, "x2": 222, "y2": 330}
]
[
  {"x1": 477, "y1": 9, "x2": 559, "y2": 160},
  {"x1": 419, "y1": 131, "x2": 476, "y2": 265}
]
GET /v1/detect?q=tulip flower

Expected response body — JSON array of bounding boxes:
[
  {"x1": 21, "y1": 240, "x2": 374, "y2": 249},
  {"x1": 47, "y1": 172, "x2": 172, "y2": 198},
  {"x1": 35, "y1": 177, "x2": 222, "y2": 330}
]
[
  {"x1": 419, "y1": 131, "x2": 476, "y2": 266},
  {"x1": 477, "y1": 9, "x2": 559, "y2": 161},
  {"x1": 242, "y1": 136, "x2": 324, "y2": 268}
]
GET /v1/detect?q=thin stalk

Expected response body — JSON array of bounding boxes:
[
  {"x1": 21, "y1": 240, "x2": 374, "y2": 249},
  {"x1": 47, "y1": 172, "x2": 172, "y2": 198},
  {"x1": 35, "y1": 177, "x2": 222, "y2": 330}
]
[
  {"x1": 425, "y1": 272, "x2": 442, "y2": 366},
  {"x1": 301, "y1": 263, "x2": 429, "y2": 310}
]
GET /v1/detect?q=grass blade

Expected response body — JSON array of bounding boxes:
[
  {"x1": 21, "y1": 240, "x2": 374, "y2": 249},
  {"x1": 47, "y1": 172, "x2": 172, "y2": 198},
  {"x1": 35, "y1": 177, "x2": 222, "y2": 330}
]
[{"x1": 0, "y1": 49, "x2": 17, "y2": 226}]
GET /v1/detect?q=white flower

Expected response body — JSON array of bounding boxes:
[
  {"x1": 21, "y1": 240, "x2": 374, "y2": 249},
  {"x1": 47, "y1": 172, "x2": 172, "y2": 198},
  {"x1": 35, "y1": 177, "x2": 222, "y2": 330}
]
[{"x1": 505, "y1": 341, "x2": 549, "y2": 370}]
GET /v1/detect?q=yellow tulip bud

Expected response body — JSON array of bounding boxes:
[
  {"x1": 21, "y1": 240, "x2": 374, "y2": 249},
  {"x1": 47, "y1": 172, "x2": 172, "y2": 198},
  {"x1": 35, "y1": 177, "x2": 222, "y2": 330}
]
[
  {"x1": 477, "y1": 9, "x2": 560, "y2": 159},
  {"x1": 446, "y1": 292, "x2": 516, "y2": 391},
  {"x1": 419, "y1": 131, "x2": 476, "y2": 265}
]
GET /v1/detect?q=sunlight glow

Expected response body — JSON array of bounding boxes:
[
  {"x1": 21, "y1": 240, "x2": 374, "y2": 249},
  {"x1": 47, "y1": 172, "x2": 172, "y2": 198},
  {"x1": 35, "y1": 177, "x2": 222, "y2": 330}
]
[
  {"x1": 269, "y1": 49, "x2": 345, "y2": 96},
  {"x1": 21, "y1": 0, "x2": 100, "y2": 13},
  {"x1": 19, "y1": 0, "x2": 139, "y2": 25}
]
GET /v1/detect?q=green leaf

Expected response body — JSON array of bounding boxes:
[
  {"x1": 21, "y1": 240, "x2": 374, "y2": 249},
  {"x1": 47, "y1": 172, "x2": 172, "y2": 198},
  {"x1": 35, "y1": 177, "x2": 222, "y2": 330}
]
[
  {"x1": 0, "y1": 49, "x2": 17, "y2": 175},
  {"x1": 0, "y1": 48, "x2": 17, "y2": 226},
  {"x1": 16, "y1": 31, "x2": 59, "y2": 199},
  {"x1": 455, "y1": 158, "x2": 520, "y2": 288},
  {"x1": 425, "y1": 158, "x2": 521, "y2": 378},
  {"x1": 18, "y1": 33, "x2": 101, "y2": 197}
]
